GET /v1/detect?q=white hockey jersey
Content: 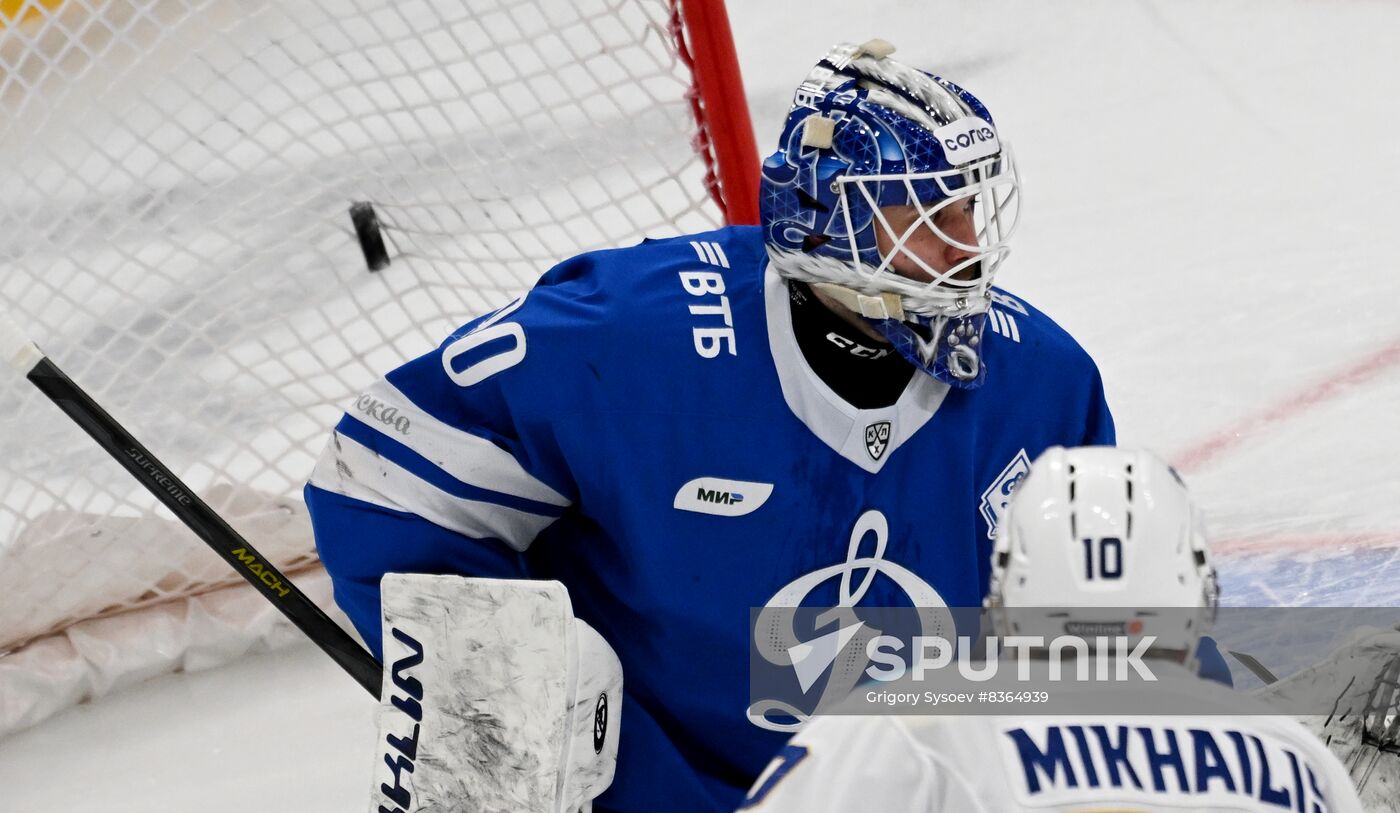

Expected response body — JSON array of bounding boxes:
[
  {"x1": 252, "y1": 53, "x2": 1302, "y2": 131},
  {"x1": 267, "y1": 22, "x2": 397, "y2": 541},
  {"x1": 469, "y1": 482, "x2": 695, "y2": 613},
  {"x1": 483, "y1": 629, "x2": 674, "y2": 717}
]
[{"x1": 739, "y1": 662, "x2": 1364, "y2": 812}]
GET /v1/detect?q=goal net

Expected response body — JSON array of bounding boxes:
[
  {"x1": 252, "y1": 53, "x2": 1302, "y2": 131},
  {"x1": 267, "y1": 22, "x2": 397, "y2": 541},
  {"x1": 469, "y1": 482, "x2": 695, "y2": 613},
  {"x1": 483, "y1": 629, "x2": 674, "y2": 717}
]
[{"x1": 0, "y1": 0, "x2": 755, "y2": 736}]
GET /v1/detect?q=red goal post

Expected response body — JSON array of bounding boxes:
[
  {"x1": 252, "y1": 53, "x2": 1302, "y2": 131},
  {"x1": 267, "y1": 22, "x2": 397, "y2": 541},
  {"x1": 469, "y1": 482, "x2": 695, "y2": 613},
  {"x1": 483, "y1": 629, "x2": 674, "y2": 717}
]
[
  {"x1": 673, "y1": 0, "x2": 759, "y2": 226},
  {"x1": 0, "y1": 0, "x2": 757, "y2": 736}
]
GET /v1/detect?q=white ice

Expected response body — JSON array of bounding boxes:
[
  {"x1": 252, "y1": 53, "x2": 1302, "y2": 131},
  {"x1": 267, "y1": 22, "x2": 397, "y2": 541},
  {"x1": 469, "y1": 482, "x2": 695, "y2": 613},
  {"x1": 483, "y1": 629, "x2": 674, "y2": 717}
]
[{"x1": 3, "y1": 0, "x2": 1399, "y2": 810}]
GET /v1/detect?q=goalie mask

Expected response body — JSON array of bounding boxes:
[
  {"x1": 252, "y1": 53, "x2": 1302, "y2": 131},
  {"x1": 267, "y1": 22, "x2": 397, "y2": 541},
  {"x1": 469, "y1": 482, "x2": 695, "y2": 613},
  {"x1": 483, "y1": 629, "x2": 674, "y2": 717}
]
[
  {"x1": 986, "y1": 447, "x2": 1219, "y2": 669},
  {"x1": 760, "y1": 40, "x2": 1021, "y2": 389}
]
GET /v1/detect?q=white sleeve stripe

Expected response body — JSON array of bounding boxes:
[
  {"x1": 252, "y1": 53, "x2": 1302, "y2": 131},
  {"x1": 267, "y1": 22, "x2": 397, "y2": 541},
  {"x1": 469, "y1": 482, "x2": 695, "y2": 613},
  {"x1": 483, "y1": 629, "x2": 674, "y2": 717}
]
[
  {"x1": 350, "y1": 378, "x2": 571, "y2": 508},
  {"x1": 309, "y1": 431, "x2": 556, "y2": 550},
  {"x1": 309, "y1": 444, "x2": 408, "y2": 514},
  {"x1": 988, "y1": 308, "x2": 1020, "y2": 343},
  {"x1": 708, "y1": 241, "x2": 730, "y2": 268}
]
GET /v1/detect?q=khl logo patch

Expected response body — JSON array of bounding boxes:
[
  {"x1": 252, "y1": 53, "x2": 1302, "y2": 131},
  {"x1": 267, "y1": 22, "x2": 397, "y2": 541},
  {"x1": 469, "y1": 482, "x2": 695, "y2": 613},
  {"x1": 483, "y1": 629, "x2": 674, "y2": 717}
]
[{"x1": 864, "y1": 421, "x2": 892, "y2": 461}]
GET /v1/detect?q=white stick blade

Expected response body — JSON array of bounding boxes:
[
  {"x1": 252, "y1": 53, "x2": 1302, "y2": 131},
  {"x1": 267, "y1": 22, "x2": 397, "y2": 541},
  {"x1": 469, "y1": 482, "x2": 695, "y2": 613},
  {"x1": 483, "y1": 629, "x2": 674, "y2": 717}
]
[{"x1": 0, "y1": 311, "x2": 44, "y2": 373}]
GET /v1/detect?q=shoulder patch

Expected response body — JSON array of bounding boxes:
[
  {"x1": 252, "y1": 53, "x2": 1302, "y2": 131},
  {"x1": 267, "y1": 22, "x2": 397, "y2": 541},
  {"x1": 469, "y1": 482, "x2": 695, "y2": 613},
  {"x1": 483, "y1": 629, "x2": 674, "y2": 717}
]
[{"x1": 980, "y1": 449, "x2": 1031, "y2": 540}]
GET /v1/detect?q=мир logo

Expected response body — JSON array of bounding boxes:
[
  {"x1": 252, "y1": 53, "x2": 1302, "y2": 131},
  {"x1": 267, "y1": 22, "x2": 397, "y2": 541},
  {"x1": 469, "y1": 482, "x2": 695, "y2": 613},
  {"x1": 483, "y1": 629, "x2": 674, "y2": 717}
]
[
  {"x1": 698, "y1": 487, "x2": 743, "y2": 505},
  {"x1": 673, "y1": 477, "x2": 773, "y2": 517}
]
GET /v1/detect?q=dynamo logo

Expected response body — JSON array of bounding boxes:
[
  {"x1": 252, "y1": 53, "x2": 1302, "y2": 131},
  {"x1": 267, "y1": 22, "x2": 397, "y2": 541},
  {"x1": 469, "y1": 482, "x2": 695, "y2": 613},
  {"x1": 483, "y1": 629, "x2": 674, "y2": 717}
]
[{"x1": 749, "y1": 510, "x2": 953, "y2": 732}]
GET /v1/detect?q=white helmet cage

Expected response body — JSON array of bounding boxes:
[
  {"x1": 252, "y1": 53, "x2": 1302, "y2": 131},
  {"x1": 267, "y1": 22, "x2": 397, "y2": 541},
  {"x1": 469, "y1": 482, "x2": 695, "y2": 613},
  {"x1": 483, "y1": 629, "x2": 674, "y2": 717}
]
[{"x1": 833, "y1": 147, "x2": 1022, "y2": 317}]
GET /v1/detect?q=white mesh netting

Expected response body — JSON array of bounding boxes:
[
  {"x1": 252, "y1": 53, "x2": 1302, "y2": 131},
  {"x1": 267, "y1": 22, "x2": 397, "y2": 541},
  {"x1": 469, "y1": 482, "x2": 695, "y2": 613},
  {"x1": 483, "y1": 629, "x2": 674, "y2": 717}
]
[{"x1": 0, "y1": 0, "x2": 730, "y2": 734}]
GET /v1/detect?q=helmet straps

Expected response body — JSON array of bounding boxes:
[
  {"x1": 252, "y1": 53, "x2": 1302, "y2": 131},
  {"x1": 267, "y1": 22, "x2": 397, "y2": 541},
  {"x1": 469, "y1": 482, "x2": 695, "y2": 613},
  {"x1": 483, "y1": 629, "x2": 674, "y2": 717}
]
[
  {"x1": 871, "y1": 314, "x2": 987, "y2": 390},
  {"x1": 810, "y1": 282, "x2": 905, "y2": 321}
]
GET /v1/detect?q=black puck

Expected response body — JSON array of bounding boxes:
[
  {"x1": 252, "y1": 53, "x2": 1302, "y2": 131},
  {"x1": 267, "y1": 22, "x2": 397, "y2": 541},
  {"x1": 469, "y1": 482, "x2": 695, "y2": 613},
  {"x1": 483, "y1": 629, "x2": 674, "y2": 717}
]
[{"x1": 349, "y1": 201, "x2": 390, "y2": 272}]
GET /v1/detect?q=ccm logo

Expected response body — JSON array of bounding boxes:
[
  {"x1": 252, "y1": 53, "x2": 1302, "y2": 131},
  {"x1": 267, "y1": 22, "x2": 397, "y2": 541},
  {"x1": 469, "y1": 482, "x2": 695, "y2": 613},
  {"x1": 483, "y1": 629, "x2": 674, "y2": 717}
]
[{"x1": 932, "y1": 117, "x2": 1000, "y2": 165}]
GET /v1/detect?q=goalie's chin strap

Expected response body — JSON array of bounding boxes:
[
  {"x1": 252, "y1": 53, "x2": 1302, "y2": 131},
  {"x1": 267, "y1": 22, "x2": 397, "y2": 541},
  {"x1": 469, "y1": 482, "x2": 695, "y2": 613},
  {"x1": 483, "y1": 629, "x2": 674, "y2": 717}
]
[
  {"x1": 811, "y1": 282, "x2": 988, "y2": 390},
  {"x1": 810, "y1": 282, "x2": 905, "y2": 321}
]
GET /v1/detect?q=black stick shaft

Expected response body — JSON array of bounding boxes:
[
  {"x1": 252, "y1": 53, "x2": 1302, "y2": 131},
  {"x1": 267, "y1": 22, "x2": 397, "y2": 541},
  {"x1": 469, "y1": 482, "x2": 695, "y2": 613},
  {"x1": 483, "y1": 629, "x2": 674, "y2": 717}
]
[{"x1": 23, "y1": 356, "x2": 382, "y2": 698}]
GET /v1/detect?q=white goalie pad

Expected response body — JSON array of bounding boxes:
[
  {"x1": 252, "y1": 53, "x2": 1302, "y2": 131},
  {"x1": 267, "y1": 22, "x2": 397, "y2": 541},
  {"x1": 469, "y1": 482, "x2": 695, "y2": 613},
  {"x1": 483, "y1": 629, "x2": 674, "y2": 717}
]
[
  {"x1": 372, "y1": 575, "x2": 623, "y2": 813},
  {"x1": 1254, "y1": 626, "x2": 1400, "y2": 811}
]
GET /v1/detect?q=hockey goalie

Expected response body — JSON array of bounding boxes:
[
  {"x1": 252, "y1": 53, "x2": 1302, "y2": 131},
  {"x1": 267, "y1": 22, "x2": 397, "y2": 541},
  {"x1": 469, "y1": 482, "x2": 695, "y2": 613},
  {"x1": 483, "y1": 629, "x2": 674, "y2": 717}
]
[{"x1": 306, "y1": 39, "x2": 1118, "y2": 812}]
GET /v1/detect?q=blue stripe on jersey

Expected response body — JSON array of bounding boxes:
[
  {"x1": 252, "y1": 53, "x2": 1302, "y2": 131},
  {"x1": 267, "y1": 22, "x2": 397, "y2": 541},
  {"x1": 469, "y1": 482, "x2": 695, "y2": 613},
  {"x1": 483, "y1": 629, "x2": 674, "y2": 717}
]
[{"x1": 335, "y1": 414, "x2": 568, "y2": 518}]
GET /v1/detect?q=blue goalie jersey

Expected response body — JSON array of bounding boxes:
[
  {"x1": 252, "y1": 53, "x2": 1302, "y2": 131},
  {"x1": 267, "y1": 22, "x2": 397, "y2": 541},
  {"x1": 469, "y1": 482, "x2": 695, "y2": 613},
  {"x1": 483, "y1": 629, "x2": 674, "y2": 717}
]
[{"x1": 305, "y1": 225, "x2": 1114, "y2": 812}]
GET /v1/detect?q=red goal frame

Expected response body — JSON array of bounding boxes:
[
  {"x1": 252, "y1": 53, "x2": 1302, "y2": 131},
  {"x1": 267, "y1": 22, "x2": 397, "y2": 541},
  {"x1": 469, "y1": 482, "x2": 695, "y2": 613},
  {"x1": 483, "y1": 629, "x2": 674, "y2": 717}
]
[{"x1": 672, "y1": 0, "x2": 760, "y2": 226}]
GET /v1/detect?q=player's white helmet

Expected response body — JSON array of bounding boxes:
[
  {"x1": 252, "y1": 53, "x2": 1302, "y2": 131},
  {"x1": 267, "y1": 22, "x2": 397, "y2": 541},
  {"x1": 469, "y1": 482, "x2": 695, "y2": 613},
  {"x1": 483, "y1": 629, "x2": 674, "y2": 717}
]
[{"x1": 986, "y1": 446, "x2": 1218, "y2": 664}]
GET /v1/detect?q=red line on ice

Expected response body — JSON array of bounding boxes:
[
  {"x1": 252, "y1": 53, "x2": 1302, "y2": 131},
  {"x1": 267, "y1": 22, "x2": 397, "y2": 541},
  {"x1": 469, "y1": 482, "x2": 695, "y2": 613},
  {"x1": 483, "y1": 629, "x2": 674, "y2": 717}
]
[
  {"x1": 1214, "y1": 532, "x2": 1400, "y2": 557},
  {"x1": 1173, "y1": 337, "x2": 1400, "y2": 474}
]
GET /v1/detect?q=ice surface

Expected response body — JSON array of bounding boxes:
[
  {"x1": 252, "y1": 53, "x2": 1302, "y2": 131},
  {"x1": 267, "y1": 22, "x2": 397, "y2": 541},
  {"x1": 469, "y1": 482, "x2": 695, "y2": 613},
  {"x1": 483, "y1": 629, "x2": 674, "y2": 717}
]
[{"x1": 2, "y1": 0, "x2": 1398, "y2": 809}]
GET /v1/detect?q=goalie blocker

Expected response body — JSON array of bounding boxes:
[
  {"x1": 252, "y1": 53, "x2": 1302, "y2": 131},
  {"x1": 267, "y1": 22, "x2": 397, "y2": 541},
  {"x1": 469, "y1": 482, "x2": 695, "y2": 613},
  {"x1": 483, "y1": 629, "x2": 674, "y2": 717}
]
[
  {"x1": 1256, "y1": 625, "x2": 1400, "y2": 812},
  {"x1": 374, "y1": 575, "x2": 623, "y2": 813}
]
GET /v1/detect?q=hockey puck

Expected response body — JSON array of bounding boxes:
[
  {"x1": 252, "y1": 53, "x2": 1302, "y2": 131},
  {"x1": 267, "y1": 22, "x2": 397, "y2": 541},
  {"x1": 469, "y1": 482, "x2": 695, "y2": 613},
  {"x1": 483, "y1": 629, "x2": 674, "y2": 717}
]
[{"x1": 349, "y1": 201, "x2": 390, "y2": 272}]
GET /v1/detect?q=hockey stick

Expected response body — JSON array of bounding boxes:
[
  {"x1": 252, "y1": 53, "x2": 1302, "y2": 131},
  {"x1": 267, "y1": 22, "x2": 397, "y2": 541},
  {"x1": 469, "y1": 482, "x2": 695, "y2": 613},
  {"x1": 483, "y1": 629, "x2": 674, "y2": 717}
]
[
  {"x1": 1226, "y1": 648, "x2": 1279, "y2": 685},
  {"x1": 0, "y1": 310, "x2": 382, "y2": 698}
]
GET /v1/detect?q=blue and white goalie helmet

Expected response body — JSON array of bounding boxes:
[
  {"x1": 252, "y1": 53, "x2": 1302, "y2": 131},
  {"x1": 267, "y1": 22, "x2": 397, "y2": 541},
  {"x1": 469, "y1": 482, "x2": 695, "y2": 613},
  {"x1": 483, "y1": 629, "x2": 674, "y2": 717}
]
[
  {"x1": 760, "y1": 40, "x2": 1021, "y2": 388},
  {"x1": 987, "y1": 447, "x2": 1220, "y2": 668}
]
